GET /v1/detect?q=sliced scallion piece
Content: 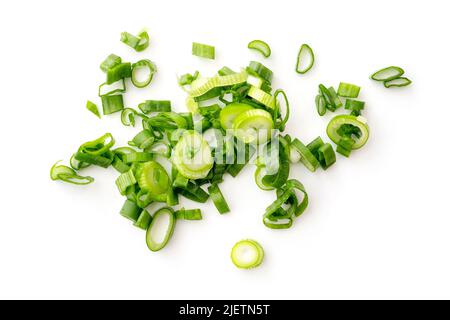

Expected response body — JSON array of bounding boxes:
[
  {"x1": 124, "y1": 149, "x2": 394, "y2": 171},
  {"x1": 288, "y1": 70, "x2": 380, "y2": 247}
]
[
  {"x1": 146, "y1": 207, "x2": 176, "y2": 252},
  {"x1": 131, "y1": 59, "x2": 157, "y2": 88},
  {"x1": 192, "y1": 42, "x2": 215, "y2": 59},
  {"x1": 175, "y1": 208, "x2": 203, "y2": 220},
  {"x1": 231, "y1": 240, "x2": 264, "y2": 269},
  {"x1": 248, "y1": 40, "x2": 271, "y2": 58},
  {"x1": 121, "y1": 108, "x2": 138, "y2": 127},
  {"x1": 101, "y1": 94, "x2": 124, "y2": 115},
  {"x1": 86, "y1": 100, "x2": 101, "y2": 118},
  {"x1": 295, "y1": 44, "x2": 314, "y2": 74},
  {"x1": 337, "y1": 82, "x2": 361, "y2": 98},
  {"x1": 98, "y1": 79, "x2": 126, "y2": 97},
  {"x1": 50, "y1": 161, "x2": 94, "y2": 185},
  {"x1": 371, "y1": 66, "x2": 405, "y2": 82},
  {"x1": 100, "y1": 54, "x2": 121, "y2": 73},
  {"x1": 134, "y1": 209, "x2": 152, "y2": 230},
  {"x1": 345, "y1": 99, "x2": 365, "y2": 116},
  {"x1": 115, "y1": 169, "x2": 136, "y2": 195},
  {"x1": 120, "y1": 30, "x2": 150, "y2": 52},
  {"x1": 315, "y1": 95, "x2": 326, "y2": 116},
  {"x1": 384, "y1": 77, "x2": 412, "y2": 88},
  {"x1": 120, "y1": 199, "x2": 141, "y2": 223},
  {"x1": 233, "y1": 109, "x2": 274, "y2": 144},
  {"x1": 208, "y1": 184, "x2": 230, "y2": 214},
  {"x1": 290, "y1": 139, "x2": 319, "y2": 172},
  {"x1": 106, "y1": 63, "x2": 132, "y2": 85},
  {"x1": 138, "y1": 100, "x2": 172, "y2": 113},
  {"x1": 327, "y1": 115, "x2": 369, "y2": 149}
]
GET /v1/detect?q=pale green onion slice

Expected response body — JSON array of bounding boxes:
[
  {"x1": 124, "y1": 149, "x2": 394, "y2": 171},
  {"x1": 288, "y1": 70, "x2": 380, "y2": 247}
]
[{"x1": 231, "y1": 240, "x2": 264, "y2": 269}]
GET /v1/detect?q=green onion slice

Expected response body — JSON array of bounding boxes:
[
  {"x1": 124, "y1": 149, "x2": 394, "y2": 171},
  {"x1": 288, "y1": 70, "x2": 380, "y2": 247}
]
[
  {"x1": 131, "y1": 59, "x2": 157, "y2": 88},
  {"x1": 70, "y1": 153, "x2": 90, "y2": 170},
  {"x1": 115, "y1": 169, "x2": 136, "y2": 195},
  {"x1": 86, "y1": 100, "x2": 101, "y2": 119},
  {"x1": 318, "y1": 84, "x2": 336, "y2": 111},
  {"x1": 79, "y1": 133, "x2": 115, "y2": 156},
  {"x1": 219, "y1": 103, "x2": 254, "y2": 130},
  {"x1": 337, "y1": 82, "x2": 361, "y2": 98},
  {"x1": 175, "y1": 208, "x2": 203, "y2": 220},
  {"x1": 315, "y1": 95, "x2": 326, "y2": 116},
  {"x1": 231, "y1": 240, "x2": 264, "y2": 269},
  {"x1": 106, "y1": 63, "x2": 132, "y2": 85},
  {"x1": 246, "y1": 61, "x2": 273, "y2": 83},
  {"x1": 101, "y1": 94, "x2": 124, "y2": 115},
  {"x1": 137, "y1": 161, "x2": 170, "y2": 199},
  {"x1": 248, "y1": 40, "x2": 271, "y2": 58},
  {"x1": 290, "y1": 139, "x2": 319, "y2": 172},
  {"x1": 254, "y1": 167, "x2": 275, "y2": 191},
  {"x1": 274, "y1": 89, "x2": 290, "y2": 131},
  {"x1": 172, "y1": 130, "x2": 214, "y2": 180},
  {"x1": 120, "y1": 31, "x2": 150, "y2": 52},
  {"x1": 100, "y1": 54, "x2": 122, "y2": 73},
  {"x1": 188, "y1": 71, "x2": 247, "y2": 98},
  {"x1": 233, "y1": 109, "x2": 274, "y2": 144},
  {"x1": 146, "y1": 207, "x2": 176, "y2": 252},
  {"x1": 120, "y1": 199, "x2": 141, "y2": 222},
  {"x1": 383, "y1": 77, "x2": 412, "y2": 88},
  {"x1": 327, "y1": 115, "x2": 369, "y2": 149},
  {"x1": 345, "y1": 99, "x2": 365, "y2": 116},
  {"x1": 50, "y1": 161, "x2": 94, "y2": 185},
  {"x1": 208, "y1": 184, "x2": 230, "y2": 214},
  {"x1": 98, "y1": 79, "x2": 126, "y2": 97},
  {"x1": 121, "y1": 108, "x2": 138, "y2": 126},
  {"x1": 192, "y1": 42, "x2": 215, "y2": 59},
  {"x1": 295, "y1": 44, "x2": 315, "y2": 74},
  {"x1": 138, "y1": 100, "x2": 172, "y2": 113},
  {"x1": 134, "y1": 209, "x2": 152, "y2": 230},
  {"x1": 371, "y1": 66, "x2": 405, "y2": 82},
  {"x1": 247, "y1": 86, "x2": 276, "y2": 109}
]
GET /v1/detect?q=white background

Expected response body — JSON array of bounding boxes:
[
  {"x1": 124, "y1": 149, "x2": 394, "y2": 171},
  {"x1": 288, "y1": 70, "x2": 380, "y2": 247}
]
[{"x1": 1, "y1": 0, "x2": 449, "y2": 300}]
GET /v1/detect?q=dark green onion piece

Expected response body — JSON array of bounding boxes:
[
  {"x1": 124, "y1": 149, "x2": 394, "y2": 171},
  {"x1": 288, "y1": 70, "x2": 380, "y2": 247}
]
[
  {"x1": 121, "y1": 108, "x2": 138, "y2": 126},
  {"x1": 166, "y1": 188, "x2": 179, "y2": 206},
  {"x1": 115, "y1": 169, "x2": 136, "y2": 195},
  {"x1": 50, "y1": 161, "x2": 94, "y2": 185},
  {"x1": 192, "y1": 42, "x2": 215, "y2": 59},
  {"x1": 315, "y1": 95, "x2": 326, "y2": 116},
  {"x1": 100, "y1": 54, "x2": 122, "y2": 73},
  {"x1": 337, "y1": 82, "x2": 360, "y2": 98},
  {"x1": 290, "y1": 139, "x2": 319, "y2": 172},
  {"x1": 175, "y1": 208, "x2": 203, "y2": 220},
  {"x1": 86, "y1": 100, "x2": 101, "y2": 118},
  {"x1": 296, "y1": 44, "x2": 315, "y2": 74},
  {"x1": 208, "y1": 184, "x2": 230, "y2": 214},
  {"x1": 179, "y1": 182, "x2": 209, "y2": 203},
  {"x1": 74, "y1": 151, "x2": 114, "y2": 168},
  {"x1": 134, "y1": 209, "x2": 152, "y2": 230},
  {"x1": 383, "y1": 77, "x2": 412, "y2": 88},
  {"x1": 120, "y1": 199, "x2": 141, "y2": 223},
  {"x1": 328, "y1": 87, "x2": 343, "y2": 108},
  {"x1": 178, "y1": 71, "x2": 199, "y2": 86},
  {"x1": 345, "y1": 99, "x2": 365, "y2": 116},
  {"x1": 101, "y1": 94, "x2": 124, "y2": 115},
  {"x1": 120, "y1": 31, "x2": 149, "y2": 52},
  {"x1": 248, "y1": 40, "x2": 271, "y2": 58},
  {"x1": 274, "y1": 89, "x2": 290, "y2": 131},
  {"x1": 318, "y1": 84, "x2": 336, "y2": 111},
  {"x1": 218, "y1": 66, "x2": 236, "y2": 76},
  {"x1": 371, "y1": 66, "x2": 405, "y2": 82},
  {"x1": 138, "y1": 100, "x2": 172, "y2": 113},
  {"x1": 336, "y1": 137, "x2": 355, "y2": 157},
  {"x1": 79, "y1": 133, "x2": 115, "y2": 156},
  {"x1": 70, "y1": 153, "x2": 90, "y2": 170},
  {"x1": 317, "y1": 143, "x2": 336, "y2": 169},
  {"x1": 106, "y1": 63, "x2": 132, "y2": 85},
  {"x1": 131, "y1": 59, "x2": 157, "y2": 88}
]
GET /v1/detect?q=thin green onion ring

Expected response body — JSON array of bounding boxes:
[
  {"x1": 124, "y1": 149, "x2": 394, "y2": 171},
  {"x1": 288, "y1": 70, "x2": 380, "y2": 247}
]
[
  {"x1": 146, "y1": 207, "x2": 176, "y2": 252},
  {"x1": 371, "y1": 66, "x2": 405, "y2": 82},
  {"x1": 131, "y1": 59, "x2": 157, "y2": 88},
  {"x1": 383, "y1": 77, "x2": 412, "y2": 88},
  {"x1": 296, "y1": 44, "x2": 315, "y2": 74},
  {"x1": 248, "y1": 40, "x2": 271, "y2": 58},
  {"x1": 231, "y1": 240, "x2": 264, "y2": 269}
]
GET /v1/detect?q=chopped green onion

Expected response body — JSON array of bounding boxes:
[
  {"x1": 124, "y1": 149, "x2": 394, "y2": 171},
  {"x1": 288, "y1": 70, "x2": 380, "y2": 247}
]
[
  {"x1": 100, "y1": 54, "x2": 122, "y2": 73},
  {"x1": 317, "y1": 143, "x2": 336, "y2": 169},
  {"x1": 106, "y1": 62, "x2": 132, "y2": 85},
  {"x1": 98, "y1": 79, "x2": 126, "y2": 97},
  {"x1": 132, "y1": 130, "x2": 155, "y2": 150},
  {"x1": 192, "y1": 42, "x2": 215, "y2": 59},
  {"x1": 248, "y1": 40, "x2": 271, "y2": 58},
  {"x1": 315, "y1": 95, "x2": 326, "y2": 116},
  {"x1": 178, "y1": 182, "x2": 209, "y2": 203},
  {"x1": 123, "y1": 151, "x2": 153, "y2": 163},
  {"x1": 136, "y1": 161, "x2": 170, "y2": 200},
  {"x1": 138, "y1": 100, "x2": 172, "y2": 113},
  {"x1": 328, "y1": 87, "x2": 343, "y2": 108},
  {"x1": 318, "y1": 84, "x2": 336, "y2": 111},
  {"x1": 254, "y1": 167, "x2": 275, "y2": 191},
  {"x1": 50, "y1": 161, "x2": 94, "y2": 185},
  {"x1": 134, "y1": 209, "x2": 152, "y2": 230},
  {"x1": 219, "y1": 103, "x2": 254, "y2": 130},
  {"x1": 371, "y1": 66, "x2": 405, "y2": 82},
  {"x1": 131, "y1": 59, "x2": 157, "y2": 88},
  {"x1": 246, "y1": 61, "x2": 273, "y2": 83},
  {"x1": 121, "y1": 108, "x2": 138, "y2": 127},
  {"x1": 231, "y1": 240, "x2": 264, "y2": 269},
  {"x1": 146, "y1": 207, "x2": 176, "y2": 252},
  {"x1": 295, "y1": 44, "x2": 314, "y2": 74},
  {"x1": 327, "y1": 115, "x2": 369, "y2": 149},
  {"x1": 218, "y1": 66, "x2": 235, "y2": 76},
  {"x1": 175, "y1": 208, "x2": 203, "y2": 220},
  {"x1": 120, "y1": 31, "x2": 150, "y2": 52},
  {"x1": 189, "y1": 71, "x2": 247, "y2": 98},
  {"x1": 208, "y1": 184, "x2": 230, "y2": 214},
  {"x1": 345, "y1": 99, "x2": 365, "y2": 116},
  {"x1": 233, "y1": 109, "x2": 274, "y2": 144},
  {"x1": 101, "y1": 94, "x2": 124, "y2": 115},
  {"x1": 70, "y1": 153, "x2": 90, "y2": 170},
  {"x1": 86, "y1": 100, "x2": 101, "y2": 118},
  {"x1": 337, "y1": 82, "x2": 361, "y2": 98},
  {"x1": 384, "y1": 77, "x2": 412, "y2": 88},
  {"x1": 115, "y1": 169, "x2": 136, "y2": 195},
  {"x1": 290, "y1": 139, "x2": 319, "y2": 172},
  {"x1": 74, "y1": 151, "x2": 114, "y2": 168},
  {"x1": 247, "y1": 86, "x2": 276, "y2": 109},
  {"x1": 274, "y1": 89, "x2": 290, "y2": 131},
  {"x1": 120, "y1": 199, "x2": 141, "y2": 223}
]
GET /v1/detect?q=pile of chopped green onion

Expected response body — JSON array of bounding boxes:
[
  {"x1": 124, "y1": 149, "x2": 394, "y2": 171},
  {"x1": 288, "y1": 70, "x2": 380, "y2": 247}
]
[{"x1": 51, "y1": 30, "x2": 409, "y2": 268}]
